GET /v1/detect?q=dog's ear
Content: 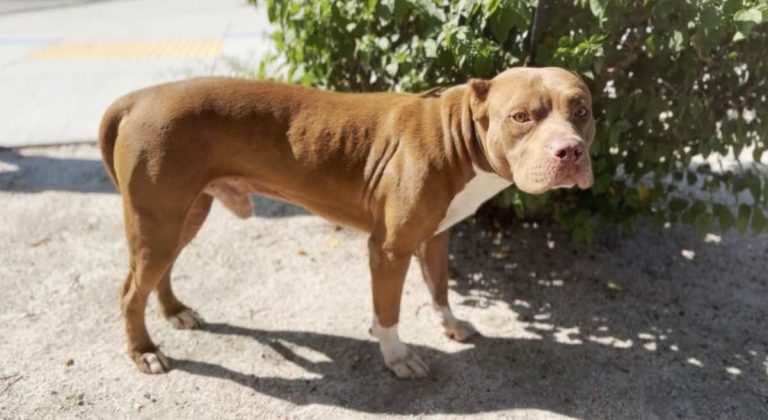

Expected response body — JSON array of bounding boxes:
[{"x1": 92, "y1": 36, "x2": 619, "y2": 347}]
[
  {"x1": 468, "y1": 78, "x2": 490, "y2": 126},
  {"x1": 469, "y1": 78, "x2": 490, "y2": 99}
]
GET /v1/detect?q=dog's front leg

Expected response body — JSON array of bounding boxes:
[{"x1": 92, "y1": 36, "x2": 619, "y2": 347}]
[
  {"x1": 368, "y1": 236, "x2": 430, "y2": 379},
  {"x1": 416, "y1": 230, "x2": 477, "y2": 342}
]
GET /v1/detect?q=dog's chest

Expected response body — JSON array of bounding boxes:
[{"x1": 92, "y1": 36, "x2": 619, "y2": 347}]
[{"x1": 436, "y1": 168, "x2": 512, "y2": 234}]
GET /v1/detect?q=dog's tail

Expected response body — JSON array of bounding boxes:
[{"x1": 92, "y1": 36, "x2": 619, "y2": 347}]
[{"x1": 98, "y1": 94, "x2": 133, "y2": 190}]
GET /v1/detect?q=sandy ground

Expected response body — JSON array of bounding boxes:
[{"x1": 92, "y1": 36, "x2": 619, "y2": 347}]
[{"x1": 0, "y1": 144, "x2": 766, "y2": 419}]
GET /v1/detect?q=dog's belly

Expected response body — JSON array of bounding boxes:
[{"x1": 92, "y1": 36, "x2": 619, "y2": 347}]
[
  {"x1": 436, "y1": 167, "x2": 512, "y2": 234},
  {"x1": 205, "y1": 176, "x2": 374, "y2": 231}
]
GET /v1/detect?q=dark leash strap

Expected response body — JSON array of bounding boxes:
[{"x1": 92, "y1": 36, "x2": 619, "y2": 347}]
[{"x1": 524, "y1": 0, "x2": 549, "y2": 67}]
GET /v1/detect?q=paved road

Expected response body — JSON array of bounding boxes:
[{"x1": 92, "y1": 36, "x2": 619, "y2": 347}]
[{"x1": 0, "y1": 0, "x2": 270, "y2": 147}]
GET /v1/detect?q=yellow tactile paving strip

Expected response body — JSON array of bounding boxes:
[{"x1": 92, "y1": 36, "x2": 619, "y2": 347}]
[{"x1": 27, "y1": 38, "x2": 222, "y2": 60}]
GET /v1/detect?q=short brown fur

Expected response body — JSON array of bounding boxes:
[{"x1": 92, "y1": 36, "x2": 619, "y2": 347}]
[{"x1": 99, "y1": 67, "x2": 594, "y2": 377}]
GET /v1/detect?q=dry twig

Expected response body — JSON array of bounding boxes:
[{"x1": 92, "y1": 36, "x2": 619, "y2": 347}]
[{"x1": 0, "y1": 373, "x2": 23, "y2": 395}]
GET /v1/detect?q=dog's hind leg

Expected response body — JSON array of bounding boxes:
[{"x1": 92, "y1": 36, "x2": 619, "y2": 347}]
[
  {"x1": 120, "y1": 200, "x2": 186, "y2": 374},
  {"x1": 156, "y1": 193, "x2": 213, "y2": 330},
  {"x1": 118, "y1": 167, "x2": 207, "y2": 374}
]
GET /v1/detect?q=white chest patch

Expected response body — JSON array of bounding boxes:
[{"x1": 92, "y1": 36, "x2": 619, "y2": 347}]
[{"x1": 436, "y1": 166, "x2": 512, "y2": 234}]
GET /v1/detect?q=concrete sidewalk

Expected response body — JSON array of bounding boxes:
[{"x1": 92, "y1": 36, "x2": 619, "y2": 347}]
[
  {"x1": 0, "y1": 0, "x2": 270, "y2": 147},
  {"x1": 1, "y1": 144, "x2": 767, "y2": 419}
]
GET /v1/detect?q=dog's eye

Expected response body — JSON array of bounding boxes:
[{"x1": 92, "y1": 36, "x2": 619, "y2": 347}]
[
  {"x1": 511, "y1": 112, "x2": 530, "y2": 123},
  {"x1": 574, "y1": 106, "x2": 589, "y2": 118}
]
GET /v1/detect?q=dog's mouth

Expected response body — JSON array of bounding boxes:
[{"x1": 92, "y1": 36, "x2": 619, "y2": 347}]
[
  {"x1": 552, "y1": 165, "x2": 593, "y2": 189},
  {"x1": 514, "y1": 162, "x2": 593, "y2": 194}
]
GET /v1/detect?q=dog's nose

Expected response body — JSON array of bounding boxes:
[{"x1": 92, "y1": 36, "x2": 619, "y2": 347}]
[{"x1": 550, "y1": 139, "x2": 584, "y2": 162}]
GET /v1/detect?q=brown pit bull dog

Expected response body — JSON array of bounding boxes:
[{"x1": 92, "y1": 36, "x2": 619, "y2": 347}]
[{"x1": 99, "y1": 67, "x2": 595, "y2": 379}]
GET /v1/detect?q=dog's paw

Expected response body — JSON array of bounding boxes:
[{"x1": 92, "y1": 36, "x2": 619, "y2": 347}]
[
  {"x1": 444, "y1": 319, "x2": 477, "y2": 342},
  {"x1": 167, "y1": 308, "x2": 203, "y2": 330},
  {"x1": 136, "y1": 351, "x2": 170, "y2": 374},
  {"x1": 384, "y1": 347, "x2": 430, "y2": 380},
  {"x1": 371, "y1": 319, "x2": 430, "y2": 379}
]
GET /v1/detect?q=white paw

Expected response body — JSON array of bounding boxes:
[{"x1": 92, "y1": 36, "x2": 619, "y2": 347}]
[
  {"x1": 167, "y1": 309, "x2": 203, "y2": 330},
  {"x1": 383, "y1": 346, "x2": 430, "y2": 379},
  {"x1": 435, "y1": 305, "x2": 477, "y2": 342},
  {"x1": 444, "y1": 319, "x2": 477, "y2": 342},
  {"x1": 370, "y1": 318, "x2": 430, "y2": 380},
  {"x1": 138, "y1": 351, "x2": 169, "y2": 374}
]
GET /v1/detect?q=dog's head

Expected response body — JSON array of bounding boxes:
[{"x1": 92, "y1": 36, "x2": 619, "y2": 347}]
[{"x1": 468, "y1": 67, "x2": 595, "y2": 194}]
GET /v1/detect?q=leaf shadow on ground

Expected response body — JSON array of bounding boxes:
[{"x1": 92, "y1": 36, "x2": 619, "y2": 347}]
[{"x1": 174, "y1": 213, "x2": 768, "y2": 418}]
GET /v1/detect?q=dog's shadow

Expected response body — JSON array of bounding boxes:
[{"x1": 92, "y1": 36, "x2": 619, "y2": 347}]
[
  {"x1": 171, "y1": 222, "x2": 768, "y2": 417},
  {"x1": 173, "y1": 323, "x2": 579, "y2": 415}
]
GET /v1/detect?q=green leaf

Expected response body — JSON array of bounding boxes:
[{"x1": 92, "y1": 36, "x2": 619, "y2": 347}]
[
  {"x1": 589, "y1": 0, "x2": 608, "y2": 20},
  {"x1": 746, "y1": 172, "x2": 762, "y2": 204},
  {"x1": 734, "y1": 8, "x2": 764, "y2": 24},
  {"x1": 669, "y1": 198, "x2": 689, "y2": 212},
  {"x1": 670, "y1": 31, "x2": 684, "y2": 53},
  {"x1": 495, "y1": 189, "x2": 516, "y2": 208},
  {"x1": 485, "y1": 0, "x2": 502, "y2": 16},
  {"x1": 682, "y1": 201, "x2": 706, "y2": 225},
  {"x1": 423, "y1": 38, "x2": 438, "y2": 58},
  {"x1": 695, "y1": 212, "x2": 712, "y2": 233},
  {"x1": 753, "y1": 147, "x2": 765, "y2": 162},
  {"x1": 724, "y1": 0, "x2": 743, "y2": 15},
  {"x1": 366, "y1": 0, "x2": 378, "y2": 14},
  {"x1": 686, "y1": 171, "x2": 698, "y2": 186},
  {"x1": 473, "y1": 52, "x2": 494, "y2": 77},
  {"x1": 737, "y1": 204, "x2": 752, "y2": 234},
  {"x1": 392, "y1": 0, "x2": 408, "y2": 20},
  {"x1": 733, "y1": 7, "x2": 765, "y2": 40},
  {"x1": 751, "y1": 208, "x2": 766, "y2": 233},
  {"x1": 571, "y1": 224, "x2": 594, "y2": 243},
  {"x1": 376, "y1": 37, "x2": 390, "y2": 50},
  {"x1": 609, "y1": 119, "x2": 631, "y2": 144},
  {"x1": 488, "y1": 5, "x2": 524, "y2": 43},
  {"x1": 384, "y1": 61, "x2": 398, "y2": 76},
  {"x1": 713, "y1": 204, "x2": 736, "y2": 231}
]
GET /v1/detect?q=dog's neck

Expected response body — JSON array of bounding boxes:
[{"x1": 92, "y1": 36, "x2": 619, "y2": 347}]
[
  {"x1": 467, "y1": 112, "x2": 495, "y2": 173},
  {"x1": 438, "y1": 85, "x2": 497, "y2": 181}
]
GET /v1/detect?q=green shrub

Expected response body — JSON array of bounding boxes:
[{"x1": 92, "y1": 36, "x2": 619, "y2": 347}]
[{"x1": 255, "y1": 0, "x2": 768, "y2": 241}]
